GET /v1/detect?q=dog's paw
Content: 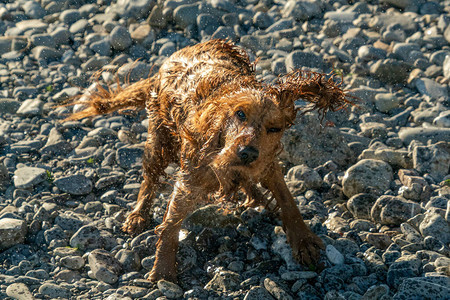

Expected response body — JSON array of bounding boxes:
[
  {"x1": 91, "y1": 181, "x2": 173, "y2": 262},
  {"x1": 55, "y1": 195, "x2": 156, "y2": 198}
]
[
  {"x1": 122, "y1": 212, "x2": 149, "y2": 235},
  {"x1": 148, "y1": 266, "x2": 177, "y2": 283},
  {"x1": 288, "y1": 229, "x2": 325, "y2": 267}
]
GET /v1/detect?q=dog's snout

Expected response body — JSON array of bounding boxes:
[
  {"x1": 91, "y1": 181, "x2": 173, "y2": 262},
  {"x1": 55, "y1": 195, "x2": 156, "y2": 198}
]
[{"x1": 237, "y1": 146, "x2": 259, "y2": 164}]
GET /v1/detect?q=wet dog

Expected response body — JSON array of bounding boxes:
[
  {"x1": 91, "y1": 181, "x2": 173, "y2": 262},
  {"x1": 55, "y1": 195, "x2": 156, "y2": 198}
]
[{"x1": 68, "y1": 39, "x2": 353, "y2": 282}]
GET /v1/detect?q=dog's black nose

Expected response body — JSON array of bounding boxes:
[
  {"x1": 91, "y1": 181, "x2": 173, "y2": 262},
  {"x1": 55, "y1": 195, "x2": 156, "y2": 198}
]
[{"x1": 237, "y1": 146, "x2": 259, "y2": 164}]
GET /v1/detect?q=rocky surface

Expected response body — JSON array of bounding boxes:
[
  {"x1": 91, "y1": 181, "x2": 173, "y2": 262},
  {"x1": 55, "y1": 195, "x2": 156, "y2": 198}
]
[{"x1": 0, "y1": 0, "x2": 450, "y2": 299}]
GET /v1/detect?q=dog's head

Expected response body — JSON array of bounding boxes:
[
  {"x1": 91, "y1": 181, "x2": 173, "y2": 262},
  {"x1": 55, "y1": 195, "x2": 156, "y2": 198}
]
[{"x1": 185, "y1": 70, "x2": 354, "y2": 191}]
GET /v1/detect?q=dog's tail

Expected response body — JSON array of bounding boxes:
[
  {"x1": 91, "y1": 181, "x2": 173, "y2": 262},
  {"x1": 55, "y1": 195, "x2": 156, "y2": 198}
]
[{"x1": 65, "y1": 75, "x2": 158, "y2": 121}]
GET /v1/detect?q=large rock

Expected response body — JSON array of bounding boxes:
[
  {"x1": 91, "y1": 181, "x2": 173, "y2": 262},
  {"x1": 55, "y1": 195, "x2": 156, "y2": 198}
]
[
  {"x1": 0, "y1": 99, "x2": 21, "y2": 114},
  {"x1": 281, "y1": 113, "x2": 354, "y2": 168},
  {"x1": 14, "y1": 167, "x2": 47, "y2": 189},
  {"x1": 347, "y1": 193, "x2": 377, "y2": 219},
  {"x1": 106, "y1": 0, "x2": 155, "y2": 19},
  {"x1": 412, "y1": 142, "x2": 450, "y2": 181},
  {"x1": 415, "y1": 78, "x2": 448, "y2": 100},
  {"x1": 393, "y1": 277, "x2": 450, "y2": 300},
  {"x1": 6, "y1": 283, "x2": 35, "y2": 300},
  {"x1": 370, "y1": 59, "x2": 410, "y2": 84},
  {"x1": 287, "y1": 165, "x2": 322, "y2": 190},
  {"x1": 282, "y1": 0, "x2": 323, "y2": 21},
  {"x1": 342, "y1": 159, "x2": 393, "y2": 198},
  {"x1": 371, "y1": 195, "x2": 422, "y2": 226},
  {"x1": 285, "y1": 50, "x2": 326, "y2": 71},
  {"x1": 205, "y1": 270, "x2": 241, "y2": 292},
  {"x1": 419, "y1": 213, "x2": 450, "y2": 244},
  {"x1": 41, "y1": 128, "x2": 73, "y2": 155},
  {"x1": 88, "y1": 249, "x2": 122, "y2": 284},
  {"x1": 16, "y1": 99, "x2": 44, "y2": 117},
  {"x1": 54, "y1": 175, "x2": 93, "y2": 195},
  {"x1": 399, "y1": 127, "x2": 450, "y2": 145},
  {"x1": 0, "y1": 218, "x2": 27, "y2": 250}
]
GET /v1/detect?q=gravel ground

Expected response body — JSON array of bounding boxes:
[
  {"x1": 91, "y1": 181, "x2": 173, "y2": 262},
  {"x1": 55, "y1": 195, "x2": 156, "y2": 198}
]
[{"x1": 1, "y1": 0, "x2": 450, "y2": 299}]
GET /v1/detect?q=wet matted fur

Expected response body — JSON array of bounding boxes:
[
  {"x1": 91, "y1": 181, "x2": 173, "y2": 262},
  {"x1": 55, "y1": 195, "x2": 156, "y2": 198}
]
[{"x1": 67, "y1": 39, "x2": 354, "y2": 282}]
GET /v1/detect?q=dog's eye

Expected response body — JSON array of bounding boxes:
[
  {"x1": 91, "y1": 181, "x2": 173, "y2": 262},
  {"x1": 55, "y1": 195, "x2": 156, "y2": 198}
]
[
  {"x1": 267, "y1": 127, "x2": 282, "y2": 133},
  {"x1": 236, "y1": 110, "x2": 246, "y2": 121}
]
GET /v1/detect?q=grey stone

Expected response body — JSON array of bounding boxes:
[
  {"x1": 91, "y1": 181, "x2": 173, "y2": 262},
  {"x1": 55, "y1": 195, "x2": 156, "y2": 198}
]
[
  {"x1": 393, "y1": 43, "x2": 421, "y2": 62},
  {"x1": 116, "y1": 146, "x2": 144, "y2": 169},
  {"x1": 263, "y1": 277, "x2": 293, "y2": 300},
  {"x1": 55, "y1": 211, "x2": 88, "y2": 231},
  {"x1": 358, "y1": 45, "x2": 387, "y2": 61},
  {"x1": 51, "y1": 28, "x2": 71, "y2": 46},
  {"x1": 90, "y1": 38, "x2": 111, "y2": 56},
  {"x1": 110, "y1": 26, "x2": 132, "y2": 51},
  {"x1": 347, "y1": 193, "x2": 377, "y2": 219},
  {"x1": 285, "y1": 50, "x2": 326, "y2": 71},
  {"x1": 30, "y1": 34, "x2": 55, "y2": 48},
  {"x1": 54, "y1": 175, "x2": 92, "y2": 196},
  {"x1": 326, "y1": 245, "x2": 344, "y2": 265},
  {"x1": 31, "y1": 46, "x2": 62, "y2": 61},
  {"x1": 16, "y1": 99, "x2": 44, "y2": 117},
  {"x1": 374, "y1": 93, "x2": 400, "y2": 113},
  {"x1": 253, "y1": 12, "x2": 273, "y2": 30},
  {"x1": 70, "y1": 19, "x2": 89, "y2": 35},
  {"x1": 22, "y1": 1, "x2": 45, "y2": 18},
  {"x1": 173, "y1": 3, "x2": 200, "y2": 28},
  {"x1": 415, "y1": 78, "x2": 448, "y2": 100},
  {"x1": 369, "y1": 13, "x2": 416, "y2": 33},
  {"x1": 359, "y1": 148, "x2": 412, "y2": 169},
  {"x1": 212, "y1": 26, "x2": 237, "y2": 41},
  {"x1": 282, "y1": 0, "x2": 323, "y2": 22},
  {"x1": 157, "y1": 280, "x2": 183, "y2": 298},
  {"x1": 14, "y1": 167, "x2": 47, "y2": 189},
  {"x1": 342, "y1": 159, "x2": 393, "y2": 198},
  {"x1": 70, "y1": 225, "x2": 103, "y2": 250},
  {"x1": 287, "y1": 165, "x2": 322, "y2": 190},
  {"x1": 0, "y1": 218, "x2": 27, "y2": 250},
  {"x1": 81, "y1": 56, "x2": 111, "y2": 72},
  {"x1": 434, "y1": 111, "x2": 450, "y2": 128},
  {"x1": 205, "y1": 270, "x2": 241, "y2": 292},
  {"x1": 371, "y1": 195, "x2": 422, "y2": 226},
  {"x1": 6, "y1": 282, "x2": 35, "y2": 300},
  {"x1": 0, "y1": 99, "x2": 20, "y2": 114},
  {"x1": 282, "y1": 113, "x2": 354, "y2": 167},
  {"x1": 443, "y1": 55, "x2": 450, "y2": 80},
  {"x1": 38, "y1": 283, "x2": 71, "y2": 299},
  {"x1": 393, "y1": 277, "x2": 450, "y2": 300},
  {"x1": 115, "y1": 249, "x2": 140, "y2": 272},
  {"x1": 370, "y1": 58, "x2": 410, "y2": 84},
  {"x1": 41, "y1": 128, "x2": 73, "y2": 155},
  {"x1": 412, "y1": 142, "x2": 450, "y2": 181},
  {"x1": 60, "y1": 255, "x2": 85, "y2": 270},
  {"x1": 244, "y1": 286, "x2": 274, "y2": 300},
  {"x1": 399, "y1": 127, "x2": 450, "y2": 145},
  {"x1": 88, "y1": 249, "x2": 122, "y2": 284},
  {"x1": 16, "y1": 19, "x2": 47, "y2": 32},
  {"x1": 148, "y1": 5, "x2": 168, "y2": 28},
  {"x1": 59, "y1": 9, "x2": 81, "y2": 25},
  {"x1": 420, "y1": 213, "x2": 450, "y2": 244},
  {"x1": 430, "y1": 50, "x2": 449, "y2": 65},
  {"x1": 107, "y1": 0, "x2": 155, "y2": 20},
  {"x1": 359, "y1": 122, "x2": 388, "y2": 139}
]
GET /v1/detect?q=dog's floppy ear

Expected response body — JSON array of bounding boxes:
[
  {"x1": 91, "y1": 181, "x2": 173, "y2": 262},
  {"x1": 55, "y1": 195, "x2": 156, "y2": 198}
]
[{"x1": 272, "y1": 70, "x2": 356, "y2": 124}]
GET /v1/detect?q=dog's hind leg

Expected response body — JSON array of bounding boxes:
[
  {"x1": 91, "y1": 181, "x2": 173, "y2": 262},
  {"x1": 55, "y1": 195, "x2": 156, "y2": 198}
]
[
  {"x1": 149, "y1": 179, "x2": 199, "y2": 282},
  {"x1": 261, "y1": 163, "x2": 324, "y2": 266},
  {"x1": 122, "y1": 125, "x2": 176, "y2": 235}
]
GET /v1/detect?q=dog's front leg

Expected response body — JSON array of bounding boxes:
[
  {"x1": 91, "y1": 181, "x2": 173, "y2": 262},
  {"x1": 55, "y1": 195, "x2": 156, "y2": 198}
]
[
  {"x1": 261, "y1": 163, "x2": 324, "y2": 266},
  {"x1": 149, "y1": 180, "x2": 196, "y2": 282}
]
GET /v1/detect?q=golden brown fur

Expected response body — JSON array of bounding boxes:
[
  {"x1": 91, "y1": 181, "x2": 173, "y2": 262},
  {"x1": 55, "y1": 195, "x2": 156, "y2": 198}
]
[{"x1": 68, "y1": 39, "x2": 353, "y2": 282}]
